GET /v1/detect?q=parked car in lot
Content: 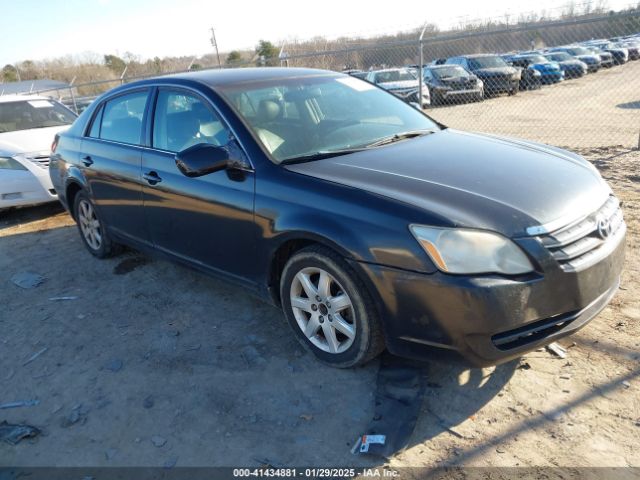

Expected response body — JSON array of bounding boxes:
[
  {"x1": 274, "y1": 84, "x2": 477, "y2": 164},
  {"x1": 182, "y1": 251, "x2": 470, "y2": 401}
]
[
  {"x1": 445, "y1": 54, "x2": 520, "y2": 96},
  {"x1": 584, "y1": 41, "x2": 629, "y2": 65},
  {"x1": 614, "y1": 40, "x2": 640, "y2": 60},
  {"x1": 365, "y1": 68, "x2": 430, "y2": 107},
  {"x1": 549, "y1": 46, "x2": 602, "y2": 72},
  {"x1": 504, "y1": 54, "x2": 564, "y2": 84},
  {"x1": 542, "y1": 52, "x2": 588, "y2": 78},
  {"x1": 579, "y1": 45, "x2": 615, "y2": 67},
  {"x1": 342, "y1": 69, "x2": 368, "y2": 80},
  {"x1": 50, "y1": 68, "x2": 626, "y2": 368},
  {"x1": 421, "y1": 65, "x2": 483, "y2": 105},
  {"x1": 1, "y1": 95, "x2": 76, "y2": 210}
]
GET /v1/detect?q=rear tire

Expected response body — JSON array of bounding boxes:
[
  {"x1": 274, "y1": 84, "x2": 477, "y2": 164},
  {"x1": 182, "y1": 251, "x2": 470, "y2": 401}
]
[
  {"x1": 73, "y1": 190, "x2": 120, "y2": 259},
  {"x1": 280, "y1": 245, "x2": 385, "y2": 368}
]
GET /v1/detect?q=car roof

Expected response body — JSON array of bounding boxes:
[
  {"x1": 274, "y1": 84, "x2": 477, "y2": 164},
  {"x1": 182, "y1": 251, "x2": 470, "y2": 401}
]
[
  {"x1": 368, "y1": 68, "x2": 413, "y2": 73},
  {"x1": 425, "y1": 64, "x2": 464, "y2": 69},
  {"x1": 453, "y1": 54, "x2": 500, "y2": 59},
  {"x1": 0, "y1": 94, "x2": 51, "y2": 104}
]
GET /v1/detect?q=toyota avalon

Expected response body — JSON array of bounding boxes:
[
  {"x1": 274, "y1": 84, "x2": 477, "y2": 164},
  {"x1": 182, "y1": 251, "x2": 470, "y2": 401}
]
[{"x1": 49, "y1": 68, "x2": 625, "y2": 368}]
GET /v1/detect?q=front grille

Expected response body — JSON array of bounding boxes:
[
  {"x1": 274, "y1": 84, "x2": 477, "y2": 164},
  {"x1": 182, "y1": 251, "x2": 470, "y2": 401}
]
[
  {"x1": 27, "y1": 155, "x2": 51, "y2": 169},
  {"x1": 538, "y1": 195, "x2": 625, "y2": 271}
]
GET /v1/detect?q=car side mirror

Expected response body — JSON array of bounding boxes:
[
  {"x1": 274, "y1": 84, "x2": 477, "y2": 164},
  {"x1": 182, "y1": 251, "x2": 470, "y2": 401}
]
[{"x1": 175, "y1": 142, "x2": 248, "y2": 178}]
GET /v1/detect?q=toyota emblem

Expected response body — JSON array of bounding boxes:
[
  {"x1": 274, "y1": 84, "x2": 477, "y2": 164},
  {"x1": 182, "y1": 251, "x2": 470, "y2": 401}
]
[{"x1": 596, "y1": 217, "x2": 612, "y2": 239}]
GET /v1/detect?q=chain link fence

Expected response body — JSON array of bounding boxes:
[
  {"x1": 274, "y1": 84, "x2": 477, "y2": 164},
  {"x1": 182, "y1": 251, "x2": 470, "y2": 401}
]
[
  {"x1": 281, "y1": 10, "x2": 640, "y2": 151},
  {"x1": 9, "y1": 9, "x2": 640, "y2": 152}
]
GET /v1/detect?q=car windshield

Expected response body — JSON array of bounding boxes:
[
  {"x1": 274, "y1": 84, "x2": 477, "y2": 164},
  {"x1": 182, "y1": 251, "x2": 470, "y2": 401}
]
[
  {"x1": 546, "y1": 52, "x2": 571, "y2": 61},
  {"x1": 566, "y1": 47, "x2": 592, "y2": 55},
  {"x1": 468, "y1": 56, "x2": 507, "y2": 69},
  {"x1": 431, "y1": 66, "x2": 469, "y2": 79},
  {"x1": 218, "y1": 75, "x2": 439, "y2": 164},
  {"x1": 374, "y1": 70, "x2": 416, "y2": 83},
  {"x1": 522, "y1": 55, "x2": 548, "y2": 63},
  {"x1": 0, "y1": 99, "x2": 76, "y2": 133}
]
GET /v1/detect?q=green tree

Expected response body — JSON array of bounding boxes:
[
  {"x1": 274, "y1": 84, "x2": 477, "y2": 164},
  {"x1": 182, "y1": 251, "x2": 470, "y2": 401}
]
[
  {"x1": 104, "y1": 54, "x2": 126, "y2": 74},
  {"x1": 2, "y1": 64, "x2": 19, "y2": 82},
  {"x1": 255, "y1": 40, "x2": 279, "y2": 66},
  {"x1": 226, "y1": 50, "x2": 243, "y2": 65}
]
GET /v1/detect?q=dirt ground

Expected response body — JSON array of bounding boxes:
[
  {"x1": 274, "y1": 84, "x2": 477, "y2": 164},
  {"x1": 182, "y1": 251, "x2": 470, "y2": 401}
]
[
  {"x1": 0, "y1": 68, "x2": 639, "y2": 472},
  {"x1": 429, "y1": 59, "x2": 640, "y2": 150}
]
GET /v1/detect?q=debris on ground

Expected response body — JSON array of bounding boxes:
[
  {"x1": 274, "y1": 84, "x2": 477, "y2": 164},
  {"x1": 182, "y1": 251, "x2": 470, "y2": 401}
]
[
  {"x1": 517, "y1": 362, "x2": 532, "y2": 370},
  {"x1": 104, "y1": 359, "x2": 123, "y2": 373},
  {"x1": 622, "y1": 381, "x2": 631, "y2": 389},
  {"x1": 163, "y1": 457, "x2": 178, "y2": 469},
  {"x1": 23, "y1": 347, "x2": 48, "y2": 367},
  {"x1": 10, "y1": 272, "x2": 45, "y2": 289},
  {"x1": 61, "y1": 404, "x2": 90, "y2": 428},
  {"x1": 546, "y1": 342, "x2": 567, "y2": 359},
  {"x1": 151, "y1": 435, "x2": 167, "y2": 447},
  {"x1": 0, "y1": 399, "x2": 40, "y2": 410},
  {"x1": 105, "y1": 448, "x2": 118, "y2": 460},
  {"x1": 0, "y1": 421, "x2": 41, "y2": 445},
  {"x1": 299, "y1": 414, "x2": 313, "y2": 421},
  {"x1": 143, "y1": 395, "x2": 154, "y2": 409},
  {"x1": 48, "y1": 296, "x2": 78, "y2": 301},
  {"x1": 355, "y1": 353, "x2": 425, "y2": 458}
]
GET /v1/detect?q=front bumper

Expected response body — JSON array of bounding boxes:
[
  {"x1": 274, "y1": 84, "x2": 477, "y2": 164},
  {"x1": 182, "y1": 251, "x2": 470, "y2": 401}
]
[
  {"x1": 354, "y1": 224, "x2": 625, "y2": 366},
  {"x1": 481, "y1": 77, "x2": 518, "y2": 94},
  {"x1": 0, "y1": 161, "x2": 57, "y2": 210}
]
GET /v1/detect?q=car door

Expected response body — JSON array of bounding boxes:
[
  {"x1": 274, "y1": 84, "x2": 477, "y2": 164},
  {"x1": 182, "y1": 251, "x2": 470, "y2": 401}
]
[
  {"x1": 81, "y1": 89, "x2": 150, "y2": 242},
  {"x1": 141, "y1": 87, "x2": 256, "y2": 281}
]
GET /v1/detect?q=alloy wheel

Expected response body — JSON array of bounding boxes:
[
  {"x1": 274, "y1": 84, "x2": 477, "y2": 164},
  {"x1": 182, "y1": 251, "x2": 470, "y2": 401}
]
[
  {"x1": 78, "y1": 199, "x2": 102, "y2": 251},
  {"x1": 289, "y1": 267, "x2": 356, "y2": 354}
]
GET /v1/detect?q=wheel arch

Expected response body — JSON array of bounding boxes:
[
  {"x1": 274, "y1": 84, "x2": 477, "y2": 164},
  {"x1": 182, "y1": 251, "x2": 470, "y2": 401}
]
[
  {"x1": 267, "y1": 232, "x2": 356, "y2": 306},
  {"x1": 65, "y1": 180, "x2": 85, "y2": 220}
]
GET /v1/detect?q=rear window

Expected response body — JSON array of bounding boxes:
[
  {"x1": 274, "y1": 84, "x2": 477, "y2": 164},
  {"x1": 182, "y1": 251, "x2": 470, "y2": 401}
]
[{"x1": 96, "y1": 91, "x2": 148, "y2": 145}]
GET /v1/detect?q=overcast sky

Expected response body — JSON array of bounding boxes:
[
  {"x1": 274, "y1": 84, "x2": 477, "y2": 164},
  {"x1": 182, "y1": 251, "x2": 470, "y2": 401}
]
[{"x1": 0, "y1": 0, "x2": 634, "y2": 65}]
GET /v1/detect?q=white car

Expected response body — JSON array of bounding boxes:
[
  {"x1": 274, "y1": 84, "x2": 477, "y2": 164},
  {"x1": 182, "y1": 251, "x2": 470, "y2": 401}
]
[
  {"x1": 0, "y1": 95, "x2": 76, "y2": 210},
  {"x1": 365, "y1": 68, "x2": 430, "y2": 108}
]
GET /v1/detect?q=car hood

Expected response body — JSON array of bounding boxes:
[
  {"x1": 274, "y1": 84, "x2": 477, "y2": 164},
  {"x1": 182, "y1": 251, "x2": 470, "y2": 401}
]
[
  {"x1": 378, "y1": 80, "x2": 418, "y2": 90},
  {"x1": 559, "y1": 59, "x2": 586, "y2": 67},
  {"x1": 0, "y1": 125, "x2": 69, "y2": 157},
  {"x1": 471, "y1": 67, "x2": 516, "y2": 76},
  {"x1": 285, "y1": 129, "x2": 610, "y2": 237},
  {"x1": 577, "y1": 54, "x2": 602, "y2": 62}
]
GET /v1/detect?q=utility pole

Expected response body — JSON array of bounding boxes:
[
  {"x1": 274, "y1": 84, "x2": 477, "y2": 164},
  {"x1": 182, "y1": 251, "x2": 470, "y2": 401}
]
[{"x1": 210, "y1": 28, "x2": 222, "y2": 69}]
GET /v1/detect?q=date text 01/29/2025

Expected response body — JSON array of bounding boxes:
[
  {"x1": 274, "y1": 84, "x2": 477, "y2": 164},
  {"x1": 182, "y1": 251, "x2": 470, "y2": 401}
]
[{"x1": 232, "y1": 468, "x2": 399, "y2": 477}]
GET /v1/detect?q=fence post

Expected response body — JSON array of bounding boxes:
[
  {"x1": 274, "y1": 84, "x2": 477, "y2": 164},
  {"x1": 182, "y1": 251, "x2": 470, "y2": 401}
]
[
  {"x1": 418, "y1": 23, "x2": 428, "y2": 110},
  {"x1": 69, "y1": 86, "x2": 78, "y2": 114}
]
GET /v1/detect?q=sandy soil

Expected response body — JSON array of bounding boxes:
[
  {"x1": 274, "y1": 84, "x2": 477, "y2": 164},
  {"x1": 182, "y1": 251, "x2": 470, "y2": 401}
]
[{"x1": 0, "y1": 71, "x2": 638, "y2": 473}]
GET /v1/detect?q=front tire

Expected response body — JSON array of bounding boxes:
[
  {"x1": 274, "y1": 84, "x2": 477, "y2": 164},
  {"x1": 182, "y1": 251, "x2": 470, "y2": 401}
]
[
  {"x1": 73, "y1": 190, "x2": 120, "y2": 258},
  {"x1": 280, "y1": 246, "x2": 385, "y2": 368}
]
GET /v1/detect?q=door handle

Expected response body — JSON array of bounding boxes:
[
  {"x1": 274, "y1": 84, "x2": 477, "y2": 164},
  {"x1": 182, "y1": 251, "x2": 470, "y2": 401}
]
[
  {"x1": 82, "y1": 155, "x2": 93, "y2": 167},
  {"x1": 143, "y1": 171, "x2": 162, "y2": 185}
]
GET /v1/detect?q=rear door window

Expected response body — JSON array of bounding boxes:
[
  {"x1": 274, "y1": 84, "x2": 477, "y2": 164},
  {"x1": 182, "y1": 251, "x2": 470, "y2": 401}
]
[{"x1": 98, "y1": 91, "x2": 149, "y2": 145}]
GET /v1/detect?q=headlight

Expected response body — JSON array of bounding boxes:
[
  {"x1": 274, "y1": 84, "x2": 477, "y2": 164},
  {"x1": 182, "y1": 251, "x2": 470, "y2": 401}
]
[
  {"x1": 409, "y1": 225, "x2": 534, "y2": 275},
  {"x1": 0, "y1": 156, "x2": 28, "y2": 171}
]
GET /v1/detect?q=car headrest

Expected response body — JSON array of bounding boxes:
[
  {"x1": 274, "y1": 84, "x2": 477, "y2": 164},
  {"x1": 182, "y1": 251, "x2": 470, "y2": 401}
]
[{"x1": 257, "y1": 99, "x2": 281, "y2": 122}]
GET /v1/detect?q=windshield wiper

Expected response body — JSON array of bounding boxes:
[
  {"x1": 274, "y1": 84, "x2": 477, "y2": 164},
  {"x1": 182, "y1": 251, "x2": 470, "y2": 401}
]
[
  {"x1": 280, "y1": 148, "x2": 367, "y2": 165},
  {"x1": 365, "y1": 129, "x2": 436, "y2": 148}
]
